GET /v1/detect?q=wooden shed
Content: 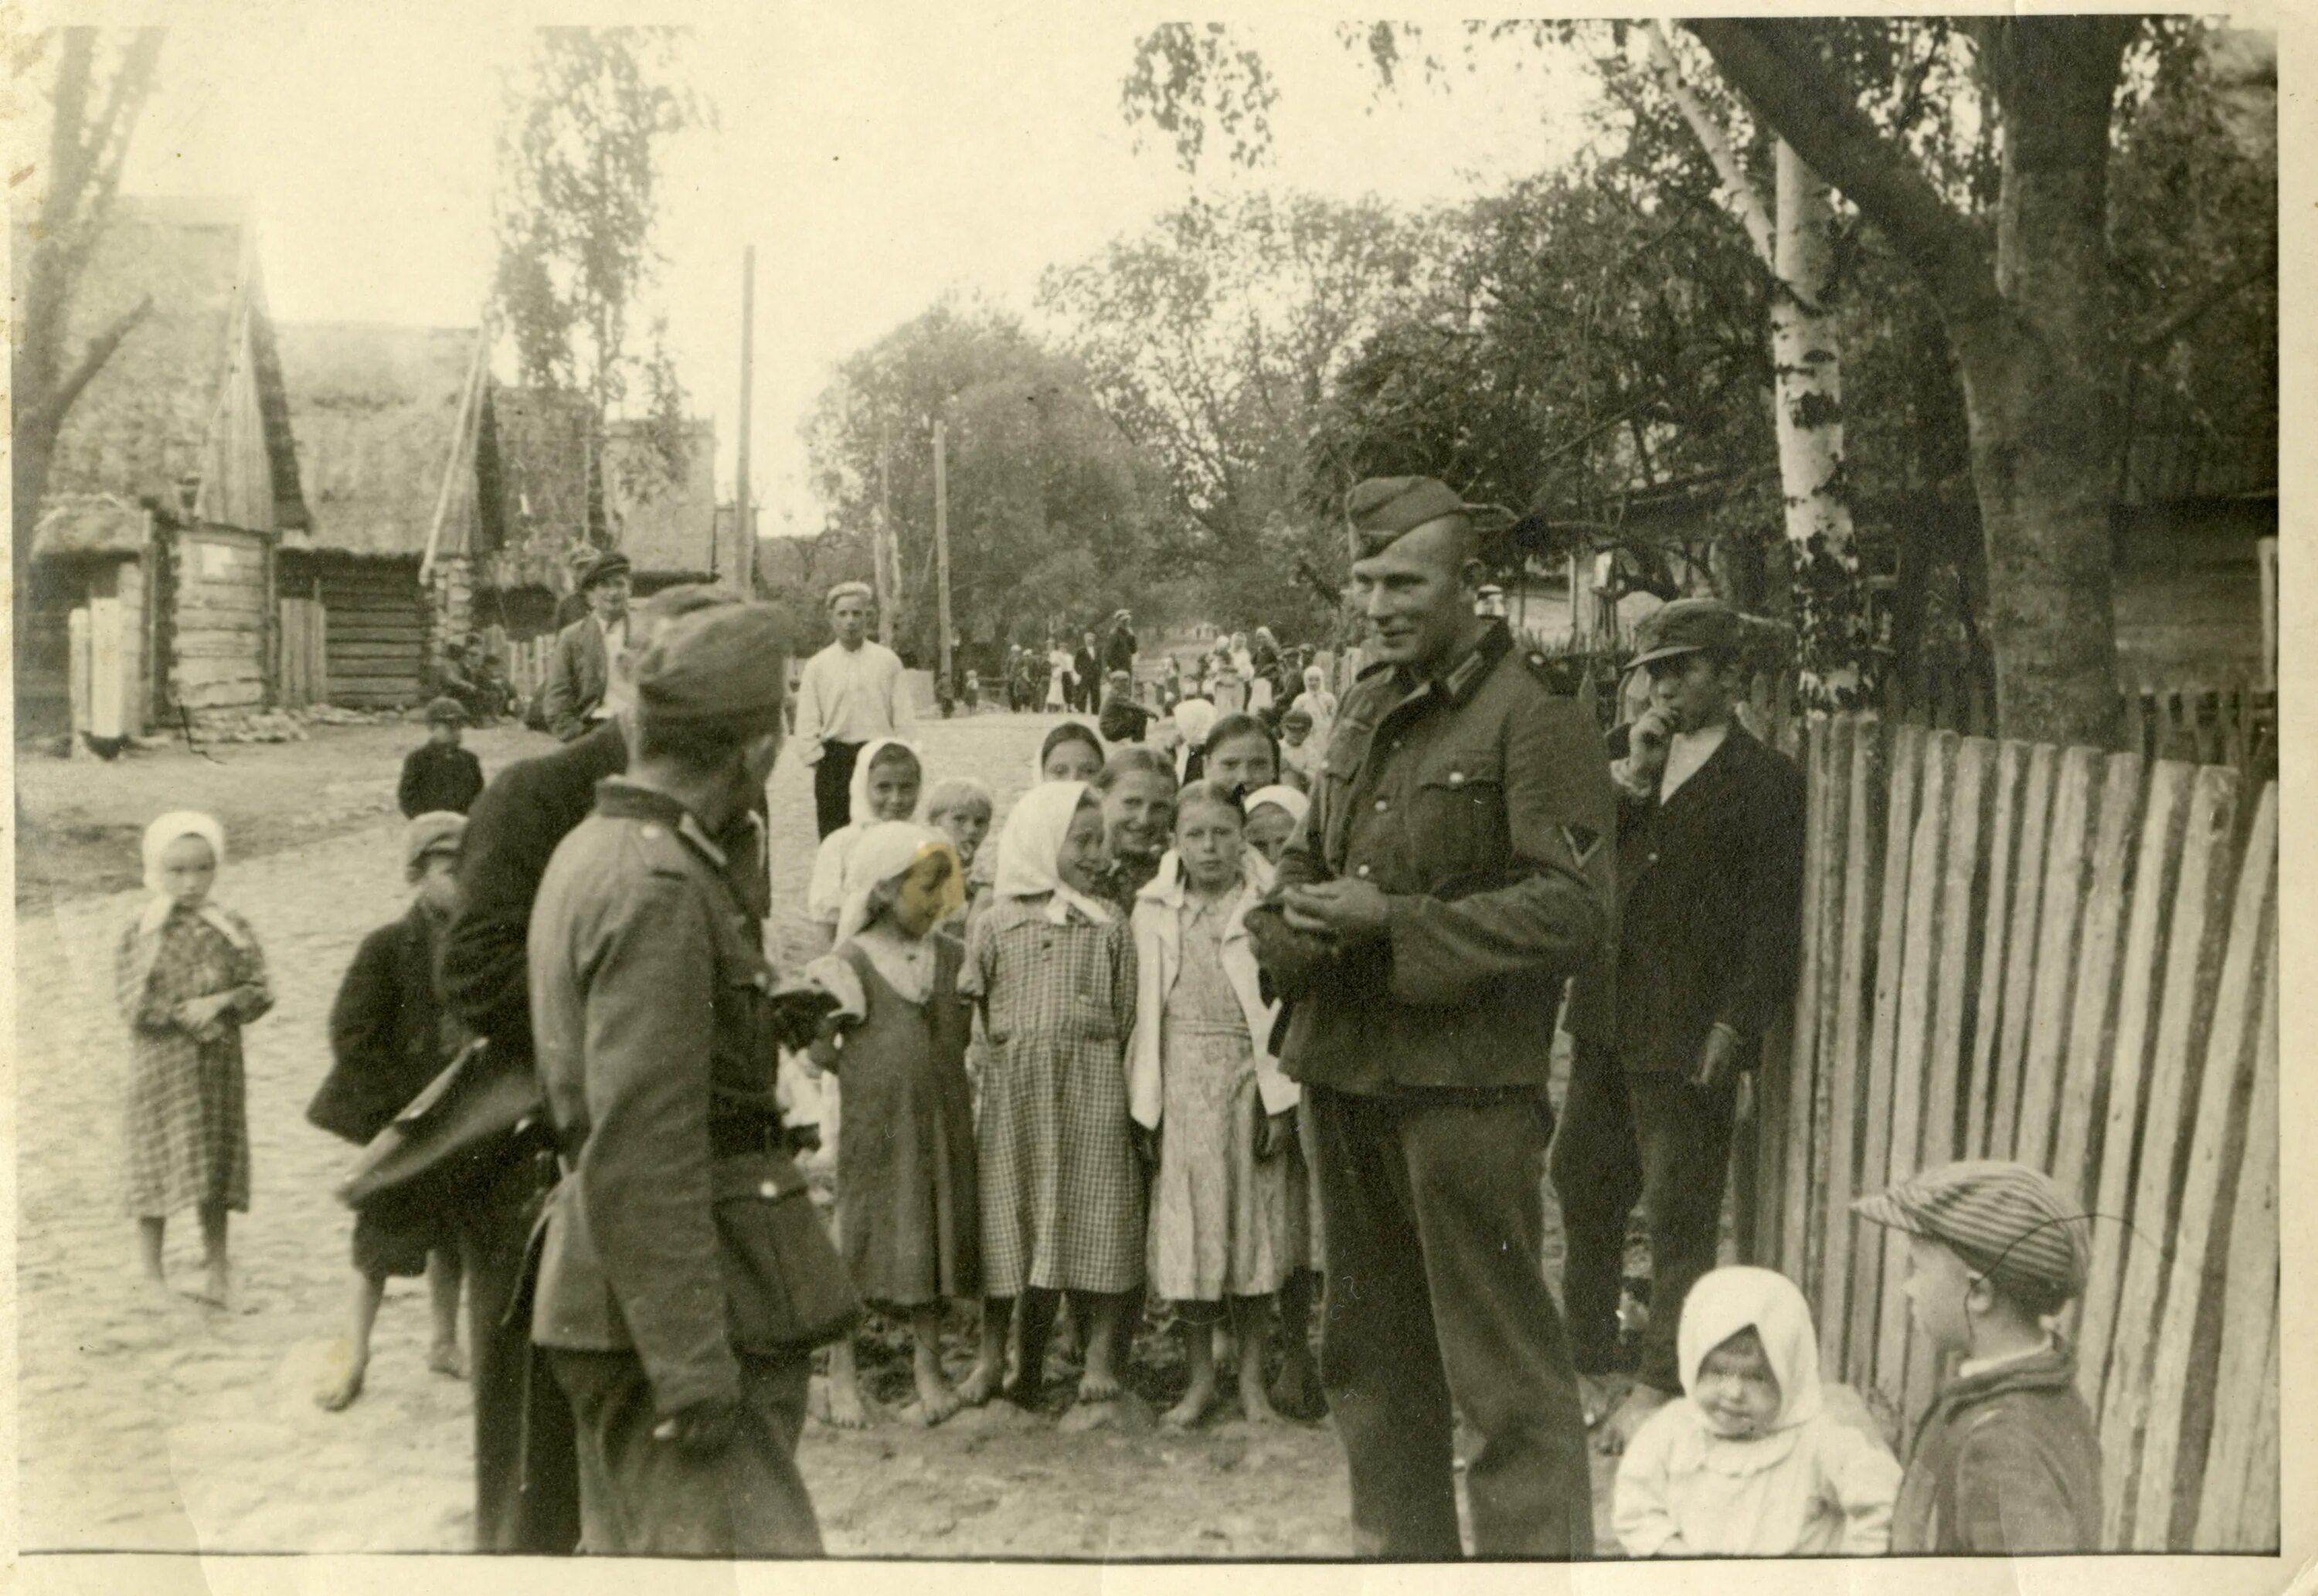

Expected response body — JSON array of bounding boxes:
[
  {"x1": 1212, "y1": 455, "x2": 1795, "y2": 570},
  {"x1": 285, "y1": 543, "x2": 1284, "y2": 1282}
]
[
  {"x1": 274, "y1": 322, "x2": 496, "y2": 708},
  {"x1": 25, "y1": 196, "x2": 308, "y2": 737}
]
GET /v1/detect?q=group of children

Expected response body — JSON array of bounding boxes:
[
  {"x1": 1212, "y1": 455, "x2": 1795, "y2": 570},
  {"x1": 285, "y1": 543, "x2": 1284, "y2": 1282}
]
[
  {"x1": 109, "y1": 688, "x2": 2109, "y2": 1555},
  {"x1": 790, "y1": 711, "x2": 1323, "y2": 1429}
]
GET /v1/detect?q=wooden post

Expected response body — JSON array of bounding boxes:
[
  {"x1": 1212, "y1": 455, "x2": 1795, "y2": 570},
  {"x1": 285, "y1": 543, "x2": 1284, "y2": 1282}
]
[
  {"x1": 933, "y1": 418, "x2": 953, "y2": 692},
  {"x1": 735, "y1": 244, "x2": 756, "y2": 598},
  {"x1": 90, "y1": 588, "x2": 124, "y2": 739},
  {"x1": 876, "y1": 415, "x2": 897, "y2": 647},
  {"x1": 67, "y1": 605, "x2": 91, "y2": 753},
  {"x1": 2256, "y1": 536, "x2": 2276, "y2": 692}
]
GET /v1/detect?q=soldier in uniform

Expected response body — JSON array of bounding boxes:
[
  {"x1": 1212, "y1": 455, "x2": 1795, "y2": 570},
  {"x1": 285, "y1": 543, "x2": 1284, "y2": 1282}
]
[
  {"x1": 525, "y1": 603, "x2": 844, "y2": 1557},
  {"x1": 1249, "y1": 476, "x2": 1615, "y2": 1559}
]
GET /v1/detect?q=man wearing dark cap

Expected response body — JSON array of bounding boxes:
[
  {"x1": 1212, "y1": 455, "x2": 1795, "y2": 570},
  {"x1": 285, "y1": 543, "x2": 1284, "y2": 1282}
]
[
  {"x1": 1556, "y1": 596, "x2": 1806, "y2": 1454},
  {"x1": 542, "y1": 552, "x2": 634, "y2": 742},
  {"x1": 1248, "y1": 474, "x2": 1615, "y2": 1558},
  {"x1": 527, "y1": 603, "x2": 842, "y2": 1556},
  {"x1": 440, "y1": 583, "x2": 750, "y2": 1554}
]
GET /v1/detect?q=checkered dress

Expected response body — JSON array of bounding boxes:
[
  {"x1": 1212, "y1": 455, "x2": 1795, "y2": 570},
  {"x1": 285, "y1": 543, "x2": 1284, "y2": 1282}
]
[
  {"x1": 961, "y1": 897, "x2": 1141, "y2": 1295},
  {"x1": 115, "y1": 905, "x2": 272, "y2": 1217}
]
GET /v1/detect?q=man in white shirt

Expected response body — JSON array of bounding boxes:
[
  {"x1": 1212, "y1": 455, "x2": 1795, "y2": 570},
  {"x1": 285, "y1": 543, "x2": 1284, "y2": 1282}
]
[
  {"x1": 793, "y1": 580, "x2": 916, "y2": 837},
  {"x1": 542, "y1": 553, "x2": 633, "y2": 742}
]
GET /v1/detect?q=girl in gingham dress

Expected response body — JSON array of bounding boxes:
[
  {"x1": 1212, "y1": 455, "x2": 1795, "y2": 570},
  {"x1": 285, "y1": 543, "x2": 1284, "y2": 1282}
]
[
  {"x1": 116, "y1": 812, "x2": 273, "y2": 1306},
  {"x1": 958, "y1": 781, "x2": 1140, "y2": 1408}
]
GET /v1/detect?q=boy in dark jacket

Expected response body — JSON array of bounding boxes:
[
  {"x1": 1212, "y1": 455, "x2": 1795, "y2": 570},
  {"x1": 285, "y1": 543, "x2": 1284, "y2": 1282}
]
[
  {"x1": 399, "y1": 698, "x2": 485, "y2": 817},
  {"x1": 1855, "y1": 1160, "x2": 2103, "y2": 1553},
  {"x1": 309, "y1": 812, "x2": 470, "y2": 1410},
  {"x1": 1554, "y1": 598, "x2": 1806, "y2": 1452}
]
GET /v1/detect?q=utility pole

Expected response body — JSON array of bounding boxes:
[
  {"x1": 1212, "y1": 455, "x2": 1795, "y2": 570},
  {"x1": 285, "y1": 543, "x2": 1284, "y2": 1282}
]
[
  {"x1": 875, "y1": 414, "x2": 896, "y2": 646},
  {"x1": 733, "y1": 244, "x2": 756, "y2": 596},
  {"x1": 933, "y1": 418, "x2": 954, "y2": 693}
]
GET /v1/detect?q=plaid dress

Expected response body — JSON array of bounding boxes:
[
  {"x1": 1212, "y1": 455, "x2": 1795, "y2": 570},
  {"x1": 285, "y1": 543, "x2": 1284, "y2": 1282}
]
[
  {"x1": 961, "y1": 897, "x2": 1140, "y2": 1295},
  {"x1": 115, "y1": 905, "x2": 272, "y2": 1217}
]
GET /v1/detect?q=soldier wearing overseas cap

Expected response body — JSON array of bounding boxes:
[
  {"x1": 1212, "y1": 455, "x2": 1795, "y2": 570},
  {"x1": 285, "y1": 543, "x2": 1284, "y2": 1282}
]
[
  {"x1": 542, "y1": 552, "x2": 635, "y2": 742},
  {"x1": 1245, "y1": 474, "x2": 1615, "y2": 1558},
  {"x1": 526, "y1": 603, "x2": 851, "y2": 1556},
  {"x1": 1554, "y1": 596, "x2": 1806, "y2": 1456}
]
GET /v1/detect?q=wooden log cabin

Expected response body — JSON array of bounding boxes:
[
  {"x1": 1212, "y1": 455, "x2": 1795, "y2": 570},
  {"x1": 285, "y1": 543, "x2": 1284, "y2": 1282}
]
[
  {"x1": 274, "y1": 322, "x2": 498, "y2": 709},
  {"x1": 24, "y1": 197, "x2": 309, "y2": 740}
]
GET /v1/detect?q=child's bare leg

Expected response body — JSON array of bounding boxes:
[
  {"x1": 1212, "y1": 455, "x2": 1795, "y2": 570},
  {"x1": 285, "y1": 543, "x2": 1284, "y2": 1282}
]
[
  {"x1": 826, "y1": 1334, "x2": 873, "y2": 1428},
  {"x1": 425, "y1": 1249, "x2": 466, "y2": 1377},
  {"x1": 195, "y1": 1203, "x2": 231, "y2": 1305},
  {"x1": 135, "y1": 1218, "x2": 166, "y2": 1288},
  {"x1": 959, "y1": 1297, "x2": 1008, "y2": 1405},
  {"x1": 318, "y1": 1272, "x2": 385, "y2": 1411},
  {"x1": 1234, "y1": 1295, "x2": 1280, "y2": 1423},
  {"x1": 1011, "y1": 1289, "x2": 1060, "y2": 1407},
  {"x1": 1269, "y1": 1268, "x2": 1323, "y2": 1417},
  {"x1": 1050, "y1": 1292, "x2": 1081, "y2": 1364},
  {"x1": 910, "y1": 1303, "x2": 961, "y2": 1424},
  {"x1": 1076, "y1": 1291, "x2": 1123, "y2": 1402},
  {"x1": 1162, "y1": 1309, "x2": 1218, "y2": 1428}
]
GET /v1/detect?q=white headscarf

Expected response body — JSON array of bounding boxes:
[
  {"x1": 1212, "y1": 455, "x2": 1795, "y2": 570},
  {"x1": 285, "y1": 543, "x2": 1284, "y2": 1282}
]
[
  {"x1": 814, "y1": 820, "x2": 960, "y2": 1006},
  {"x1": 992, "y1": 780, "x2": 1111, "y2": 925},
  {"x1": 137, "y1": 811, "x2": 247, "y2": 944},
  {"x1": 1242, "y1": 784, "x2": 1309, "y2": 830},
  {"x1": 848, "y1": 735, "x2": 922, "y2": 827},
  {"x1": 1171, "y1": 697, "x2": 1218, "y2": 747},
  {"x1": 1676, "y1": 1266, "x2": 1824, "y2": 1435}
]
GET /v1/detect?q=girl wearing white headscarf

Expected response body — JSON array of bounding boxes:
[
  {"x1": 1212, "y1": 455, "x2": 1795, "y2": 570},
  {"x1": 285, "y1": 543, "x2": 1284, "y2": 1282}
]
[
  {"x1": 801, "y1": 822, "x2": 977, "y2": 1426},
  {"x1": 1614, "y1": 1266, "x2": 1901, "y2": 1556},
  {"x1": 1291, "y1": 664, "x2": 1337, "y2": 745},
  {"x1": 1239, "y1": 784, "x2": 1308, "y2": 868},
  {"x1": 956, "y1": 781, "x2": 1142, "y2": 1410},
  {"x1": 1169, "y1": 695, "x2": 1218, "y2": 786},
  {"x1": 805, "y1": 735, "x2": 923, "y2": 932},
  {"x1": 116, "y1": 811, "x2": 274, "y2": 1305}
]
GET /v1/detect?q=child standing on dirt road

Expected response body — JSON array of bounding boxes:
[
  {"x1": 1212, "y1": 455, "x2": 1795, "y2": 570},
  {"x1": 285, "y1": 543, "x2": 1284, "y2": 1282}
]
[
  {"x1": 397, "y1": 697, "x2": 484, "y2": 817},
  {"x1": 308, "y1": 812, "x2": 472, "y2": 1411},
  {"x1": 958, "y1": 782, "x2": 1141, "y2": 1411},
  {"x1": 116, "y1": 812, "x2": 274, "y2": 1308}
]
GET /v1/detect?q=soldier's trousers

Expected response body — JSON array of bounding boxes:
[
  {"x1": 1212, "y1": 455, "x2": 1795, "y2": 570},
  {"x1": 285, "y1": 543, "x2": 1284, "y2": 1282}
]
[
  {"x1": 1305, "y1": 1085, "x2": 1593, "y2": 1560},
  {"x1": 459, "y1": 1143, "x2": 581, "y2": 1554},
  {"x1": 1549, "y1": 1038, "x2": 1738, "y2": 1394},
  {"x1": 550, "y1": 1348, "x2": 821, "y2": 1557}
]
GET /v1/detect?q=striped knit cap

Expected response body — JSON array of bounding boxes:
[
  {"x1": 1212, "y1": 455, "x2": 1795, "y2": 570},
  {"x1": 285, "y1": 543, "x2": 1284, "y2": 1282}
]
[{"x1": 1851, "y1": 1160, "x2": 2089, "y2": 1316}]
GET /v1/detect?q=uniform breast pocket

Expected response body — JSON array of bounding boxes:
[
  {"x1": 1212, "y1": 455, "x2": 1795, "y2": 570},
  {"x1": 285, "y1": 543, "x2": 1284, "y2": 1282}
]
[{"x1": 1412, "y1": 745, "x2": 1507, "y2": 875}]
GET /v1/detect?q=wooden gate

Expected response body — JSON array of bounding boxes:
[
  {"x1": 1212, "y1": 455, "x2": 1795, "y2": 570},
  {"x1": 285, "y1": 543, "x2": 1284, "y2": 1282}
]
[{"x1": 316, "y1": 558, "x2": 427, "y2": 708}]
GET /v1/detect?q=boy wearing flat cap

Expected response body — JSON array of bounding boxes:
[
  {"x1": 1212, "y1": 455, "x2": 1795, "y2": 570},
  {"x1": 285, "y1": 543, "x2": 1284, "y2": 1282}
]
[
  {"x1": 1556, "y1": 596, "x2": 1806, "y2": 1454},
  {"x1": 542, "y1": 552, "x2": 634, "y2": 742},
  {"x1": 1856, "y1": 1160, "x2": 2102, "y2": 1553},
  {"x1": 399, "y1": 698, "x2": 484, "y2": 818},
  {"x1": 527, "y1": 603, "x2": 848, "y2": 1556},
  {"x1": 1250, "y1": 474, "x2": 1615, "y2": 1558}
]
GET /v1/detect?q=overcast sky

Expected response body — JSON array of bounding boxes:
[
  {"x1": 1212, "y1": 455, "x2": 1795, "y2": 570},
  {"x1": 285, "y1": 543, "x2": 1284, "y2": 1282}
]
[{"x1": 96, "y1": 0, "x2": 1602, "y2": 535}]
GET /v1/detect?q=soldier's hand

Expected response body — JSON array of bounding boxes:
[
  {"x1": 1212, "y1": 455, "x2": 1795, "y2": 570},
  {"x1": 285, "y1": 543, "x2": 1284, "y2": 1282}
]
[
  {"x1": 1628, "y1": 707, "x2": 1676, "y2": 773},
  {"x1": 1281, "y1": 879, "x2": 1391, "y2": 943},
  {"x1": 1693, "y1": 1022, "x2": 1743, "y2": 1092},
  {"x1": 658, "y1": 1396, "x2": 739, "y2": 1456}
]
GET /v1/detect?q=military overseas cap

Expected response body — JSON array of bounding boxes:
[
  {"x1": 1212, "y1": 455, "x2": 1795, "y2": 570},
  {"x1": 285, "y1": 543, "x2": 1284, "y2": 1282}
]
[
  {"x1": 1852, "y1": 1160, "x2": 2090, "y2": 1316},
  {"x1": 578, "y1": 551, "x2": 633, "y2": 593},
  {"x1": 1344, "y1": 476, "x2": 1477, "y2": 558},
  {"x1": 403, "y1": 810, "x2": 467, "y2": 876},
  {"x1": 424, "y1": 694, "x2": 466, "y2": 725},
  {"x1": 1627, "y1": 597, "x2": 1748, "y2": 672},
  {"x1": 633, "y1": 603, "x2": 791, "y2": 739}
]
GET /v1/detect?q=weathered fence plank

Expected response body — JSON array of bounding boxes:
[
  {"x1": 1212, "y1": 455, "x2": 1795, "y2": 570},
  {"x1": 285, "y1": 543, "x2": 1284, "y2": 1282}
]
[
  {"x1": 1989, "y1": 744, "x2": 2058, "y2": 1159},
  {"x1": 2133, "y1": 782, "x2": 2275, "y2": 1548},
  {"x1": 1782, "y1": 715, "x2": 1834, "y2": 1282},
  {"x1": 2051, "y1": 753, "x2": 2144, "y2": 1200},
  {"x1": 1818, "y1": 718, "x2": 1882, "y2": 1374},
  {"x1": 2096, "y1": 764, "x2": 2241, "y2": 1549},
  {"x1": 1850, "y1": 722, "x2": 1924, "y2": 1384},
  {"x1": 1964, "y1": 742, "x2": 2027, "y2": 1158},
  {"x1": 2014, "y1": 746, "x2": 2102, "y2": 1165}
]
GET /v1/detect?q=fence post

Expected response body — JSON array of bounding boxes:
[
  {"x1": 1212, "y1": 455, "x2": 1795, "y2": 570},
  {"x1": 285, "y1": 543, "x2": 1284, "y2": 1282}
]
[
  {"x1": 1849, "y1": 722, "x2": 1922, "y2": 1386},
  {"x1": 1817, "y1": 713, "x2": 1882, "y2": 1376}
]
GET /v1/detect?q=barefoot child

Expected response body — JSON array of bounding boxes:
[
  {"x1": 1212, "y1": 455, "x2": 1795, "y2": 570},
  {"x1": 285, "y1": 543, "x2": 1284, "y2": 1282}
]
[
  {"x1": 1035, "y1": 721, "x2": 1106, "y2": 785},
  {"x1": 923, "y1": 776, "x2": 994, "y2": 932},
  {"x1": 116, "y1": 813, "x2": 274, "y2": 1306},
  {"x1": 1129, "y1": 784, "x2": 1310, "y2": 1427},
  {"x1": 958, "y1": 782, "x2": 1141, "y2": 1408},
  {"x1": 1614, "y1": 1266, "x2": 1900, "y2": 1555},
  {"x1": 805, "y1": 823, "x2": 977, "y2": 1427},
  {"x1": 1089, "y1": 747, "x2": 1178, "y2": 917},
  {"x1": 1854, "y1": 1160, "x2": 2102, "y2": 1552},
  {"x1": 807, "y1": 736, "x2": 926, "y2": 935},
  {"x1": 309, "y1": 813, "x2": 471, "y2": 1409},
  {"x1": 1239, "y1": 785, "x2": 1308, "y2": 868}
]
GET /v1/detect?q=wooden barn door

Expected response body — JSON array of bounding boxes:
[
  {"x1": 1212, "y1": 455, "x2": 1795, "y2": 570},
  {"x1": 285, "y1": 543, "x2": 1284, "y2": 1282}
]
[{"x1": 317, "y1": 559, "x2": 427, "y2": 708}]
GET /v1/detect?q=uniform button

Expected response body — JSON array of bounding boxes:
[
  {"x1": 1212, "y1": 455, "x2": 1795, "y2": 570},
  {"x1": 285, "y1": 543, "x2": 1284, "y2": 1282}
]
[
  {"x1": 1356, "y1": 864, "x2": 1371, "y2": 878},
  {"x1": 1374, "y1": 798, "x2": 1389, "y2": 813},
  {"x1": 1448, "y1": 771, "x2": 1466, "y2": 788},
  {"x1": 641, "y1": 823, "x2": 662, "y2": 839},
  {"x1": 758, "y1": 1180, "x2": 779, "y2": 1198},
  {"x1": 1647, "y1": 853, "x2": 1659, "y2": 864}
]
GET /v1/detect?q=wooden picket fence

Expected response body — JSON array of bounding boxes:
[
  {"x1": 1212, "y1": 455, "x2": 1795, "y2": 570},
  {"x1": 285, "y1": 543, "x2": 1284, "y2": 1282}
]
[{"x1": 1745, "y1": 712, "x2": 2277, "y2": 1552}]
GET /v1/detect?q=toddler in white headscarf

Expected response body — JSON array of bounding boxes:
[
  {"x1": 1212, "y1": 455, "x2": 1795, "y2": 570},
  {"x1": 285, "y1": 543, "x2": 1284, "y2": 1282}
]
[{"x1": 1614, "y1": 1265, "x2": 1900, "y2": 1556}]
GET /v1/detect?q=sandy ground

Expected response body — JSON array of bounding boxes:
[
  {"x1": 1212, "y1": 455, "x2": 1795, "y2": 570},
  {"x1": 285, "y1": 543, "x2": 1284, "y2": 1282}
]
[{"x1": 13, "y1": 708, "x2": 1630, "y2": 1557}]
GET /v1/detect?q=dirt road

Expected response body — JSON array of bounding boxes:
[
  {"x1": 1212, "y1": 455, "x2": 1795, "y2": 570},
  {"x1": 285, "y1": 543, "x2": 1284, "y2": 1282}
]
[{"x1": 15, "y1": 709, "x2": 1620, "y2": 1555}]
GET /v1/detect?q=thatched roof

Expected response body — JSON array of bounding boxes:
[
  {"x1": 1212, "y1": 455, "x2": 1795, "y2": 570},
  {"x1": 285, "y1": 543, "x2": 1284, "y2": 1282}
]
[
  {"x1": 31, "y1": 494, "x2": 151, "y2": 559},
  {"x1": 277, "y1": 322, "x2": 486, "y2": 559},
  {"x1": 606, "y1": 417, "x2": 717, "y2": 577},
  {"x1": 39, "y1": 196, "x2": 307, "y2": 545}
]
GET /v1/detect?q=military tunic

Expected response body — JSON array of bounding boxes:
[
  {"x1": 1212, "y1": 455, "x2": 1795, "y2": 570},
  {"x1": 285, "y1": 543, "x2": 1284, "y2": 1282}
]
[{"x1": 1261, "y1": 618, "x2": 1614, "y2": 1559}]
